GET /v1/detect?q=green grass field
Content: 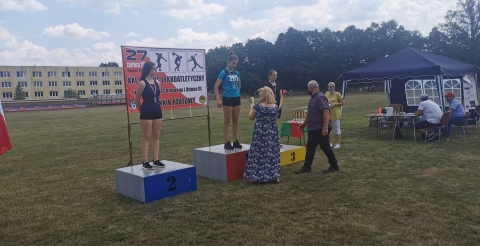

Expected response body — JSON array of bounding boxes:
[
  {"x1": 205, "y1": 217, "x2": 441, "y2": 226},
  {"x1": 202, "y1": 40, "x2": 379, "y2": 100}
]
[{"x1": 1, "y1": 93, "x2": 480, "y2": 245}]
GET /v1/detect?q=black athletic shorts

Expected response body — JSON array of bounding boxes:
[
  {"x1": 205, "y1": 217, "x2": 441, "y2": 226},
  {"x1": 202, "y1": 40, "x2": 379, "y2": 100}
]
[
  {"x1": 415, "y1": 120, "x2": 439, "y2": 130},
  {"x1": 222, "y1": 96, "x2": 241, "y2": 107},
  {"x1": 140, "y1": 111, "x2": 163, "y2": 120}
]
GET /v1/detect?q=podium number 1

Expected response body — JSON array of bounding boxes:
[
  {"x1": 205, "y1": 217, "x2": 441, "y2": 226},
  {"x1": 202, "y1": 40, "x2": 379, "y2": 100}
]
[{"x1": 167, "y1": 176, "x2": 177, "y2": 192}]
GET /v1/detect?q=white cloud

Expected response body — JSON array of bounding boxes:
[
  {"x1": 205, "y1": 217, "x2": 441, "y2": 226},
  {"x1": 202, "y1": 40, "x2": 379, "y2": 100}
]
[
  {"x1": 0, "y1": 0, "x2": 47, "y2": 11},
  {"x1": 124, "y1": 32, "x2": 138, "y2": 37},
  {"x1": 229, "y1": 0, "x2": 456, "y2": 40},
  {"x1": 132, "y1": 10, "x2": 138, "y2": 15},
  {"x1": 126, "y1": 28, "x2": 241, "y2": 49},
  {"x1": 92, "y1": 41, "x2": 117, "y2": 51},
  {"x1": 0, "y1": 27, "x2": 120, "y2": 66},
  {"x1": 42, "y1": 23, "x2": 111, "y2": 39},
  {"x1": 57, "y1": 0, "x2": 140, "y2": 14},
  {"x1": 163, "y1": 0, "x2": 226, "y2": 20}
]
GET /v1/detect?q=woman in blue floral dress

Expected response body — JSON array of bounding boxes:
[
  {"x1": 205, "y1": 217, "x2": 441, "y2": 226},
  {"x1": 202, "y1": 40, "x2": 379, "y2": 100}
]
[{"x1": 244, "y1": 86, "x2": 281, "y2": 184}]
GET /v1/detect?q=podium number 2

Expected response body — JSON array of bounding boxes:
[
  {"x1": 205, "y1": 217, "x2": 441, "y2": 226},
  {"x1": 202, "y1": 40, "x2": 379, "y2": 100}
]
[
  {"x1": 167, "y1": 176, "x2": 177, "y2": 192},
  {"x1": 291, "y1": 152, "x2": 296, "y2": 161}
]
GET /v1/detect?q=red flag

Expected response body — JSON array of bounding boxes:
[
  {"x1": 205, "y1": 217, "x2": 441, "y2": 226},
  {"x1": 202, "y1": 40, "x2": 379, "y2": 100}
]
[{"x1": 0, "y1": 99, "x2": 12, "y2": 155}]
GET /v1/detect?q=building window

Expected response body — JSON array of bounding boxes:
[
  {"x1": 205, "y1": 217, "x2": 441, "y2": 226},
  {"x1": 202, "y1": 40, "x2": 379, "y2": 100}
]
[
  {"x1": 62, "y1": 72, "x2": 70, "y2": 77},
  {"x1": 91, "y1": 90, "x2": 98, "y2": 95},
  {"x1": 76, "y1": 72, "x2": 84, "y2": 77},
  {"x1": 405, "y1": 80, "x2": 423, "y2": 106},
  {"x1": 50, "y1": 91, "x2": 58, "y2": 97},
  {"x1": 115, "y1": 80, "x2": 122, "y2": 86},
  {"x1": 1, "y1": 82, "x2": 11, "y2": 88},
  {"x1": 103, "y1": 89, "x2": 110, "y2": 94},
  {"x1": 17, "y1": 71, "x2": 26, "y2": 77},
  {"x1": 90, "y1": 80, "x2": 97, "y2": 86},
  {"x1": 48, "y1": 71, "x2": 56, "y2": 77},
  {"x1": 89, "y1": 72, "x2": 97, "y2": 77},
  {"x1": 34, "y1": 81, "x2": 43, "y2": 87},
  {"x1": 0, "y1": 72, "x2": 10, "y2": 77},
  {"x1": 78, "y1": 90, "x2": 86, "y2": 96},
  {"x1": 444, "y1": 79, "x2": 462, "y2": 99},
  {"x1": 77, "y1": 81, "x2": 85, "y2": 86},
  {"x1": 115, "y1": 89, "x2": 123, "y2": 94},
  {"x1": 33, "y1": 72, "x2": 42, "y2": 77},
  {"x1": 102, "y1": 71, "x2": 109, "y2": 77},
  {"x1": 19, "y1": 82, "x2": 27, "y2": 88},
  {"x1": 35, "y1": 91, "x2": 44, "y2": 98},
  {"x1": 114, "y1": 72, "x2": 122, "y2": 77},
  {"x1": 2, "y1": 92, "x2": 12, "y2": 98},
  {"x1": 102, "y1": 80, "x2": 110, "y2": 86},
  {"x1": 63, "y1": 81, "x2": 71, "y2": 87},
  {"x1": 49, "y1": 81, "x2": 57, "y2": 87},
  {"x1": 25, "y1": 92, "x2": 28, "y2": 98}
]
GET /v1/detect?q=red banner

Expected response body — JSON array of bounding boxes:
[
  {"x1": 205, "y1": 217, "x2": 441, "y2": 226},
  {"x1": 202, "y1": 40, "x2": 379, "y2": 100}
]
[{"x1": 121, "y1": 46, "x2": 208, "y2": 113}]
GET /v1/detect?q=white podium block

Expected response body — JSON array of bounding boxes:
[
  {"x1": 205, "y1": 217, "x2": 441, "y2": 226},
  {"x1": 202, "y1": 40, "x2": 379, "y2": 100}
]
[
  {"x1": 115, "y1": 160, "x2": 197, "y2": 203},
  {"x1": 193, "y1": 144, "x2": 251, "y2": 182}
]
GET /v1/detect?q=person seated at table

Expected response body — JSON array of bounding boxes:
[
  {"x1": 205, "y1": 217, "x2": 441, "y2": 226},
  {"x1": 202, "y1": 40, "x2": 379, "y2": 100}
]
[
  {"x1": 444, "y1": 92, "x2": 466, "y2": 138},
  {"x1": 414, "y1": 94, "x2": 442, "y2": 142}
]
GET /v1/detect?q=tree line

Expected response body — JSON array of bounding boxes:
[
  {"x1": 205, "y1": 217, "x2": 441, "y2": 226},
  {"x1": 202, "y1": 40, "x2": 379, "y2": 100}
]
[{"x1": 205, "y1": 0, "x2": 480, "y2": 93}]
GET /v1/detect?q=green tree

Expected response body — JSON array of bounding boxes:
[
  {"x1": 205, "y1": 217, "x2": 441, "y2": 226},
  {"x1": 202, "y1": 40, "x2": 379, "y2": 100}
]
[
  {"x1": 14, "y1": 83, "x2": 26, "y2": 100},
  {"x1": 63, "y1": 88, "x2": 80, "y2": 99},
  {"x1": 99, "y1": 62, "x2": 119, "y2": 67},
  {"x1": 429, "y1": 0, "x2": 480, "y2": 64}
]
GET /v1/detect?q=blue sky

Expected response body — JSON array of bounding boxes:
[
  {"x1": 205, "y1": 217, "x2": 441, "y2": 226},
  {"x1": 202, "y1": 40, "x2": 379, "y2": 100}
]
[{"x1": 0, "y1": 0, "x2": 457, "y2": 66}]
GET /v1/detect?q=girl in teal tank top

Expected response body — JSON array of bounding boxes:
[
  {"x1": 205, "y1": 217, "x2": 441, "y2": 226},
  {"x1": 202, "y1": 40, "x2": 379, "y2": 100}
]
[{"x1": 214, "y1": 51, "x2": 243, "y2": 150}]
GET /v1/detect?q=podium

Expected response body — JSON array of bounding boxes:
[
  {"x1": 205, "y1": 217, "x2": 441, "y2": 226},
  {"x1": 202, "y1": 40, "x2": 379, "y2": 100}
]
[
  {"x1": 194, "y1": 144, "x2": 251, "y2": 182},
  {"x1": 193, "y1": 144, "x2": 305, "y2": 182},
  {"x1": 115, "y1": 160, "x2": 197, "y2": 203},
  {"x1": 280, "y1": 145, "x2": 306, "y2": 166}
]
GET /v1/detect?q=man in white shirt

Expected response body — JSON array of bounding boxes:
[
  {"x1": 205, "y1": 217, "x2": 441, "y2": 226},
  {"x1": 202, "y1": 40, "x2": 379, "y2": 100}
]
[{"x1": 414, "y1": 94, "x2": 443, "y2": 142}]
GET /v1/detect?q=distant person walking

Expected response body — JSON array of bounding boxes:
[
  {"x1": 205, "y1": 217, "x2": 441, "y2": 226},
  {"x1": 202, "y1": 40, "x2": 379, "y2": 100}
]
[
  {"x1": 296, "y1": 80, "x2": 339, "y2": 174},
  {"x1": 325, "y1": 82, "x2": 344, "y2": 149}
]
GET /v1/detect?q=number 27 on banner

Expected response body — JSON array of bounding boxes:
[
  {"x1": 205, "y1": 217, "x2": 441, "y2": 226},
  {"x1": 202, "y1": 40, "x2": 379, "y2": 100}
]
[{"x1": 125, "y1": 49, "x2": 147, "y2": 61}]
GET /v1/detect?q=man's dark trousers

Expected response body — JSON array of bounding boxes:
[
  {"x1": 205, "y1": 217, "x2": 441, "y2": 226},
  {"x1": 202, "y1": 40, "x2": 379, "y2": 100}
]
[{"x1": 303, "y1": 127, "x2": 338, "y2": 170}]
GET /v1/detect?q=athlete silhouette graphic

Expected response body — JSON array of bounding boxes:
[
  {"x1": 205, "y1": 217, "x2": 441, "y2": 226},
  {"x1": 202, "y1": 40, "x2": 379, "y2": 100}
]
[
  {"x1": 172, "y1": 52, "x2": 182, "y2": 71},
  {"x1": 187, "y1": 54, "x2": 203, "y2": 71},
  {"x1": 155, "y1": 53, "x2": 167, "y2": 71}
]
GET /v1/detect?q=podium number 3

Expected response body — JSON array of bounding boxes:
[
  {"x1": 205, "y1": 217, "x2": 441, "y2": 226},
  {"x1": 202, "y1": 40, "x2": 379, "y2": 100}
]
[
  {"x1": 167, "y1": 176, "x2": 177, "y2": 192},
  {"x1": 291, "y1": 152, "x2": 296, "y2": 161}
]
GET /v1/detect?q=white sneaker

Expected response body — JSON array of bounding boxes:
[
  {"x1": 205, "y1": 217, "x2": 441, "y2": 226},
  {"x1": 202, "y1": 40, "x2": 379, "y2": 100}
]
[
  {"x1": 330, "y1": 143, "x2": 333, "y2": 147},
  {"x1": 334, "y1": 144, "x2": 341, "y2": 149}
]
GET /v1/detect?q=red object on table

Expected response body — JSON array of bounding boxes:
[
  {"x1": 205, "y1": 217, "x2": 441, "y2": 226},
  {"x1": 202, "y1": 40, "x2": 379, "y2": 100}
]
[{"x1": 288, "y1": 121, "x2": 304, "y2": 139}]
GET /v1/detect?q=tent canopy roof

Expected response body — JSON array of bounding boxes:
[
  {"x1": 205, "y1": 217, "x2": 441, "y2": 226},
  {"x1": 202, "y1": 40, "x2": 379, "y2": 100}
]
[{"x1": 342, "y1": 47, "x2": 478, "y2": 81}]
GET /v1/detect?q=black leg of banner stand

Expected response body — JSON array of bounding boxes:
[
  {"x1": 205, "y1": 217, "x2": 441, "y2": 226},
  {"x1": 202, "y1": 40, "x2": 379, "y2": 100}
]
[
  {"x1": 126, "y1": 106, "x2": 134, "y2": 167},
  {"x1": 207, "y1": 97, "x2": 212, "y2": 147}
]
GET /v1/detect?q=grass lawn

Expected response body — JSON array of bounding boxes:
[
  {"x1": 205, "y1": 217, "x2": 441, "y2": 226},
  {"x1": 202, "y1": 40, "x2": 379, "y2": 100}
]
[{"x1": 1, "y1": 92, "x2": 480, "y2": 245}]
